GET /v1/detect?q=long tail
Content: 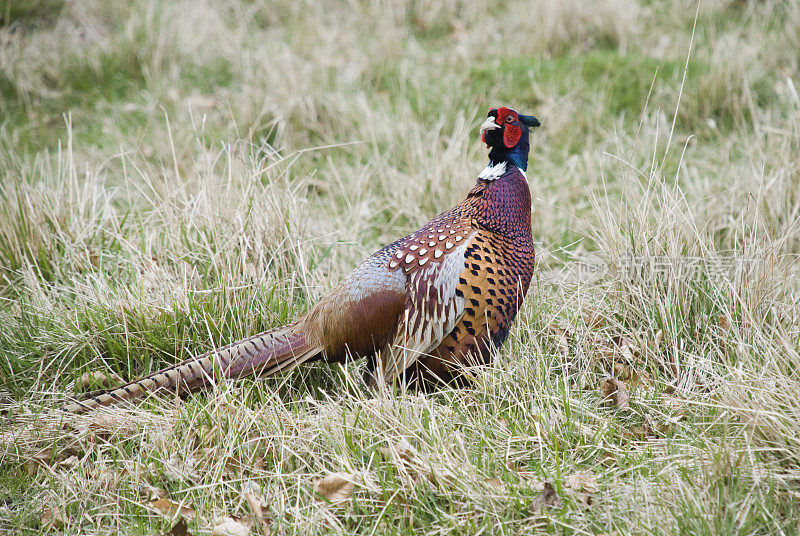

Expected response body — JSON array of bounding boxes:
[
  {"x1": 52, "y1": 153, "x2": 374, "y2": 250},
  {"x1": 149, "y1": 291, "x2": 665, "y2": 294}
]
[{"x1": 62, "y1": 323, "x2": 322, "y2": 413}]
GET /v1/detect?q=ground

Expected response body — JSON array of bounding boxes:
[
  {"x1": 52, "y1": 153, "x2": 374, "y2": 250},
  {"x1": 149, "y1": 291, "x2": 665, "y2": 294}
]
[{"x1": 1, "y1": 0, "x2": 799, "y2": 534}]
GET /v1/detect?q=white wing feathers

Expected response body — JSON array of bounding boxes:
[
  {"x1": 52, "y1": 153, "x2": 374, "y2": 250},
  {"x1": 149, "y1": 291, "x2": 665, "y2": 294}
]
[{"x1": 377, "y1": 233, "x2": 474, "y2": 381}]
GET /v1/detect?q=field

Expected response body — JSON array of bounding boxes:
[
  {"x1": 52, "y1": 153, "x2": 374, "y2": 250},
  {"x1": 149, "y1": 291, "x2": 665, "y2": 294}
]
[{"x1": 1, "y1": 0, "x2": 800, "y2": 534}]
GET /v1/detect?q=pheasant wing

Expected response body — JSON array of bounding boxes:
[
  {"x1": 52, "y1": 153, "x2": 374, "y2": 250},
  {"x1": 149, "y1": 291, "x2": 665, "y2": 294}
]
[{"x1": 376, "y1": 221, "x2": 477, "y2": 381}]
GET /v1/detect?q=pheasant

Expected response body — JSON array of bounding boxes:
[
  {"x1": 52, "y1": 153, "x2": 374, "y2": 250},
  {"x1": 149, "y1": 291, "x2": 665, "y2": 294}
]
[{"x1": 64, "y1": 107, "x2": 540, "y2": 412}]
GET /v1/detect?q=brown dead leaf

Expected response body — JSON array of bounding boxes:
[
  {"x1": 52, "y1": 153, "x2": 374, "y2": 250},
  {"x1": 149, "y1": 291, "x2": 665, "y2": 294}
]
[
  {"x1": 483, "y1": 478, "x2": 507, "y2": 493},
  {"x1": 564, "y1": 470, "x2": 597, "y2": 506},
  {"x1": 652, "y1": 420, "x2": 672, "y2": 435},
  {"x1": 59, "y1": 455, "x2": 79, "y2": 469},
  {"x1": 41, "y1": 507, "x2": 66, "y2": 531},
  {"x1": 211, "y1": 516, "x2": 251, "y2": 536},
  {"x1": 25, "y1": 459, "x2": 38, "y2": 477},
  {"x1": 654, "y1": 329, "x2": 664, "y2": 348},
  {"x1": 28, "y1": 445, "x2": 79, "y2": 473},
  {"x1": 140, "y1": 482, "x2": 169, "y2": 501},
  {"x1": 629, "y1": 369, "x2": 652, "y2": 389},
  {"x1": 582, "y1": 308, "x2": 605, "y2": 328},
  {"x1": 620, "y1": 342, "x2": 636, "y2": 363},
  {"x1": 612, "y1": 363, "x2": 651, "y2": 388},
  {"x1": 32, "y1": 449, "x2": 56, "y2": 464},
  {"x1": 163, "y1": 518, "x2": 192, "y2": 536},
  {"x1": 565, "y1": 470, "x2": 598, "y2": 493},
  {"x1": 378, "y1": 442, "x2": 414, "y2": 462},
  {"x1": 612, "y1": 335, "x2": 638, "y2": 352},
  {"x1": 578, "y1": 371, "x2": 592, "y2": 390},
  {"x1": 149, "y1": 498, "x2": 196, "y2": 519},
  {"x1": 600, "y1": 378, "x2": 630, "y2": 409},
  {"x1": 162, "y1": 452, "x2": 201, "y2": 482},
  {"x1": 546, "y1": 323, "x2": 571, "y2": 357},
  {"x1": 530, "y1": 481, "x2": 563, "y2": 514},
  {"x1": 627, "y1": 421, "x2": 654, "y2": 440},
  {"x1": 313, "y1": 472, "x2": 356, "y2": 505},
  {"x1": 243, "y1": 482, "x2": 271, "y2": 534}
]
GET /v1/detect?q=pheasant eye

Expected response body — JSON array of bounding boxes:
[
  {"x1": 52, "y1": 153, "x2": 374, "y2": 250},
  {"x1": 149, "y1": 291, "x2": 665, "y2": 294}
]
[{"x1": 505, "y1": 115, "x2": 515, "y2": 123}]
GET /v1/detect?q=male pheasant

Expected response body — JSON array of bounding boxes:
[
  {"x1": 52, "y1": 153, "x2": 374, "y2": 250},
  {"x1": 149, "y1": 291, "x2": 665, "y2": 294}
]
[{"x1": 65, "y1": 107, "x2": 540, "y2": 412}]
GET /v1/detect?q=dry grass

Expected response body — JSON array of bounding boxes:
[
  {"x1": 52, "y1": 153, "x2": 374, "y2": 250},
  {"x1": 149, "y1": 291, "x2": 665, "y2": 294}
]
[{"x1": 1, "y1": 0, "x2": 800, "y2": 534}]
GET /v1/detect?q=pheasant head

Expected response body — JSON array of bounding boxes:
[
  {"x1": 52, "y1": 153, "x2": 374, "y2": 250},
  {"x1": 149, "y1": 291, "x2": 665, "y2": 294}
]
[{"x1": 480, "y1": 107, "x2": 540, "y2": 172}]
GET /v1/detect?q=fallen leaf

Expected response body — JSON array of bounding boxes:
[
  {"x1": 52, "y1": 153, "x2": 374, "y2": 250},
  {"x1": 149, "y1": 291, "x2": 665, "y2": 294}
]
[
  {"x1": 140, "y1": 483, "x2": 169, "y2": 501},
  {"x1": 612, "y1": 363, "x2": 651, "y2": 388},
  {"x1": 600, "y1": 378, "x2": 630, "y2": 409},
  {"x1": 547, "y1": 323, "x2": 571, "y2": 357},
  {"x1": 59, "y1": 455, "x2": 79, "y2": 469},
  {"x1": 25, "y1": 459, "x2": 38, "y2": 477},
  {"x1": 313, "y1": 472, "x2": 356, "y2": 505},
  {"x1": 654, "y1": 329, "x2": 664, "y2": 347},
  {"x1": 578, "y1": 371, "x2": 591, "y2": 390},
  {"x1": 565, "y1": 470, "x2": 598, "y2": 493},
  {"x1": 628, "y1": 369, "x2": 652, "y2": 389},
  {"x1": 149, "y1": 498, "x2": 196, "y2": 520},
  {"x1": 378, "y1": 441, "x2": 414, "y2": 462},
  {"x1": 163, "y1": 517, "x2": 192, "y2": 536},
  {"x1": 612, "y1": 335, "x2": 639, "y2": 354},
  {"x1": 582, "y1": 308, "x2": 605, "y2": 328},
  {"x1": 242, "y1": 482, "x2": 271, "y2": 534},
  {"x1": 484, "y1": 478, "x2": 506, "y2": 493},
  {"x1": 41, "y1": 507, "x2": 66, "y2": 531},
  {"x1": 530, "y1": 481, "x2": 563, "y2": 514},
  {"x1": 211, "y1": 516, "x2": 251, "y2": 536},
  {"x1": 652, "y1": 420, "x2": 672, "y2": 435},
  {"x1": 620, "y1": 343, "x2": 636, "y2": 363},
  {"x1": 32, "y1": 449, "x2": 55, "y2": 464},
  {"x1": 598, "y1": 452, "x2": 617, "y2": 467},
  {"x1": 162, "y1": 452, "x2": 201, "y2": 482}
]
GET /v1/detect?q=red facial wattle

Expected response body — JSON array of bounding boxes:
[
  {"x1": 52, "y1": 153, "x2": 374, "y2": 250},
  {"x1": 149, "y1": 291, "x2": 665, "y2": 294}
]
[
  {"x1": 503, "y1": 123, "x2": 521, "y2": 148},
  {"x1": 495, "y1": 107, "x2": 521, "y2": 148}
]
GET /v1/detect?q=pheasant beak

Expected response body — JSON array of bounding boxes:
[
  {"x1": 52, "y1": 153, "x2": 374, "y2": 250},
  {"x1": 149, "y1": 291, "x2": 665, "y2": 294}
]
[{"x1": 479, "y1": 116, "x2": 501, "y2": 132}]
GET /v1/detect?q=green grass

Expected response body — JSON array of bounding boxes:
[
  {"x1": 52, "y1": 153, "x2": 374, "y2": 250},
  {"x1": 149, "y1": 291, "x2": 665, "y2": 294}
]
[{"x1": 1, "y1": 0, "x2": 800, "y2": 534}]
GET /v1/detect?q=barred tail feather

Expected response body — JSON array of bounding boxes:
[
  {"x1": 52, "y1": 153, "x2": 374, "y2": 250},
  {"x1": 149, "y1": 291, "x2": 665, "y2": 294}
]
[{"x1": 63, "y1": 323, "x2": 321, "y2": 413}]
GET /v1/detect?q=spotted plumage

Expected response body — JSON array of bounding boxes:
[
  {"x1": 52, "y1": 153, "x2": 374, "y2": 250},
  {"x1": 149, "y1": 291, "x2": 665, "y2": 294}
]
[{"x1": 63, "y1": 106, "x2": 540, "y2": 413}]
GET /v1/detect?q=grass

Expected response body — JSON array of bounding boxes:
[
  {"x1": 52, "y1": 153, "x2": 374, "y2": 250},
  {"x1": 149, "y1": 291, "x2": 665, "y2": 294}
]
[{"x1": 1, "y1": 0, "x2": 800, "y2": 534}]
